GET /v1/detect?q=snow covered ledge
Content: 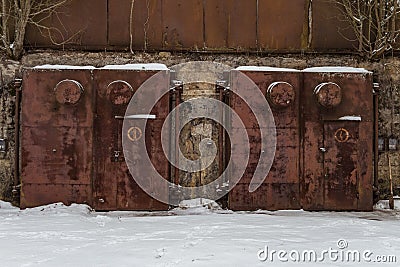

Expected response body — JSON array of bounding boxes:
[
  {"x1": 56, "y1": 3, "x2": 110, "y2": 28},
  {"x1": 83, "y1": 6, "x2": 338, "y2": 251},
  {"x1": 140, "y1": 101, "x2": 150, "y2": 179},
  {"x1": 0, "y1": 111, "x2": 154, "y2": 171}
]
[
  {"x1": 33, "y1": 63, "x2": 169, "y2": 71},
  {"x1": 101, "y1": 63, "x2": 168, "y2": 71},
  {"x1": 338, "y1": 115, "x2": 362, "y2": 121},
  {"x1": 33, "y1": 65, "x2": 96, "y2": 69},
  {"x1": 236, "y1": 66, "x2": 300, "y2": 72},
  {"x1": 303, "y1": 66, "x2": 372, "y2": 74}
]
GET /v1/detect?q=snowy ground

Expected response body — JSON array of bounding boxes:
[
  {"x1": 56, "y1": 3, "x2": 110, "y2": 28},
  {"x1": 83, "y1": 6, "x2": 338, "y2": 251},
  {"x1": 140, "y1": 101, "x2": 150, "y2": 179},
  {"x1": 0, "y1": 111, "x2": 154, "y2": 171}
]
[{"x1": 0, "y1": 200, "x2": 399, "y2": 267}]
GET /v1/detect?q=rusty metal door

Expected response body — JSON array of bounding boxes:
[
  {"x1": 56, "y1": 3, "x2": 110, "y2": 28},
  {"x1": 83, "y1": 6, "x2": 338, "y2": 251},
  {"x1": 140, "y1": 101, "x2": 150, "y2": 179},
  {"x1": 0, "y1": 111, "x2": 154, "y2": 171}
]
[
  {"x1": 302, "y1": 69, "x2": 374, "y2": 211},
  {"x1": 228, "y1": 68, "x2": 301, "y2": 211},
  {"x1": 93, "y1": 67, "x2": 170, "y2": 211},
  {"x1": 20, "y1": 68, "x2": 94, "y2": 208},
  {"x1": 322, "y1": 120, "x2": 359, "y2": 210}
]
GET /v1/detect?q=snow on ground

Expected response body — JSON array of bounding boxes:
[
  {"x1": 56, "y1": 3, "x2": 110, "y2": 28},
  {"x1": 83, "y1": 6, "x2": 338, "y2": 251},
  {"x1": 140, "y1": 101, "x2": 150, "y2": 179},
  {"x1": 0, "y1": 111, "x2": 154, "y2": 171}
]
[{"x1": 0, "y1": 200, "x2": 399, "y2": 267}]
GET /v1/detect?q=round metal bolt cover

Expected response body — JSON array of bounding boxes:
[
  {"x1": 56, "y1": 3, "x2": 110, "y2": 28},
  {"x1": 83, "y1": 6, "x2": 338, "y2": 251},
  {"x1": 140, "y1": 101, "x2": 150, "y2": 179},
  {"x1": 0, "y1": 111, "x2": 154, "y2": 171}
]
[
  {"x1": 54, "y1": 80, "x2": 84, "y2": 105},
  {"x1": 314, "y1": 82, "x2": 342, "y2": 108},
  {"x1": 266, "y1": 82, "x2": 295, "y2": 108},
  {"x1": 107, "y1": 80, "x2": 134, "y2": 105}
]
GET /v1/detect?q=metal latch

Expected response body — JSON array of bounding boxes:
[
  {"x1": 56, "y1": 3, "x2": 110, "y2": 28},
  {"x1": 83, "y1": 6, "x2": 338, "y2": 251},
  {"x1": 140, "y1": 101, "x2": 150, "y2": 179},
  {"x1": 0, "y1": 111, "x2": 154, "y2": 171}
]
[
  {"x1": 114, "y1": 151, "x2": 120, "y2": 162},
  {"x1": 112, "y1": 150, "x2": 125, "y2": 162}
]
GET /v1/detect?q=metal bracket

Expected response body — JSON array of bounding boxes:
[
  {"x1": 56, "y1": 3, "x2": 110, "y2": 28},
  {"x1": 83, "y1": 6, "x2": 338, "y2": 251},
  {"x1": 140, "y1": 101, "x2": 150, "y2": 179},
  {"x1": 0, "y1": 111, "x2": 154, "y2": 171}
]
[
  {"x1": 373, "y1": 83, "x2": 380, "y2": 95},
  {"x1": 0, "y1": 139, "x2": 6, "y2": 154},
  {"x1": 115, "y1": 114, "x2": 156, "y2": 120}
]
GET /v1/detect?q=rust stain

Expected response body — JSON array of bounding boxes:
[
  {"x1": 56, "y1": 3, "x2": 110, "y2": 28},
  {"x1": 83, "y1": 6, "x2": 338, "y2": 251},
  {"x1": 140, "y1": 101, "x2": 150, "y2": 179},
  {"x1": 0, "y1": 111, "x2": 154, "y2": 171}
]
[
  {"x1": 314, "y1": 82, "x2": 342, "y2": 108},
  {"x1": 228, "y1": 69, "x2": 301, "y2": 211},
  {"x1": 258, "y1": 0, "x2": 306, "y2": 50},
  {"x1": 20, "y1": 69, "x2": 93, "y2": 208},
  {"x1": 22, "y1": 0, "x2": 359, "y2": 52},
  {"x1": 20, "y1": 67, "x2": 374, "y2": 211},
  {"x1": 302, "y1": 70, "x2": 374, "y2": 211},
  {"x1": 107, "y1": 80, "x2": 134, "y2": 105},
  {"x1": 162, "y1": 0, "x2": 204, "y2": 50},
  {"x1": 93, "y1": 69, "x2": 170, "y2": 211},
  {"x1": 204, "y1": 0, "x2": 257, "y2": 49}
]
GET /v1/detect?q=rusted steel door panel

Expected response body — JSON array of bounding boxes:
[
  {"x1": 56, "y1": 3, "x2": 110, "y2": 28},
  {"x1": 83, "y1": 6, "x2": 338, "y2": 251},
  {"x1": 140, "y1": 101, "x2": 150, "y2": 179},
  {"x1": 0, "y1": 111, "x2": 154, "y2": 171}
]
[
  {"x1": 233, "y1": 1, "x2": 258, "y2": 49},
  {"x1": 232, "y1": 147, "x2": 298, "y2": 184},
  {"x1": 21, "y1": 69, "x2": 94, "y2": 209},
  {"x1": 229, "y1": 184, "x2": 252, "y2": 211},
  {"x1": 229, "y1": 69, "x2": 301, "y2": 210},
  {"x1": 229, "y1": 183, "x2": 300, "y2": 211},
  {"x1": 25, "y1": 0, "x2": 107, "y2": 48},
  {"x1": 204, "y1": 0, "x2": 257, "y2": 49},
  {"x1": 21, "y1": 70, "x2": 93, "y2": 128},
  {"x1": 20, "y1": 184, "x2": 91, "y2": 209},
  {"x1": 21, "y1": 127, "x2": 92, "y2": 185},
  {"x1": 108, "y1": 0, "x2": 163, "y2": 49},
  {"x1": 236, "y1": 70, "x2": 300, "y2": 127},
  {"x1": 301, "y1": 121, "x2": 325, "y2": 210},
  {"x1": 302, "y1": 70, "x2": 373, "y2": 211},
  {"x1": 258, "y1": 0, "x2": 305, "y2": 50},
  {"x1": 162, "y1": 0, "x2": 204, "y2": 50},
  {"x1": 323, "y1": 121, "x2": 359, "y2": 210},
  {"x1": 311, "y1": 0, "x2": 356, "y2": 50},
  {"x1": 93, "y1": 69, "x2": 170, "y2": 211},
  {"x1": 357, "y1": 124, "x2": 374, "y2": 210}
]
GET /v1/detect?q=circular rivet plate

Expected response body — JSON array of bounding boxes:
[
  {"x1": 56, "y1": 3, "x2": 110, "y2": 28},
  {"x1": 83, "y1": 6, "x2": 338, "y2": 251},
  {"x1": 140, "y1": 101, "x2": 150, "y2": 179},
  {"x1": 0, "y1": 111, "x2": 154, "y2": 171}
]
[
  {"x1": 266, "y1": 82, "x2": 295, "y2": 108},
  {"x1": 54, "y1": 80, "x2": 83, "y2": 105},
  {"x1": 107, "y1": 80, "x2": 134, "y2": 105},
  {"x1": 314, "y1": 82, "x2": 342, "y2": 108}
]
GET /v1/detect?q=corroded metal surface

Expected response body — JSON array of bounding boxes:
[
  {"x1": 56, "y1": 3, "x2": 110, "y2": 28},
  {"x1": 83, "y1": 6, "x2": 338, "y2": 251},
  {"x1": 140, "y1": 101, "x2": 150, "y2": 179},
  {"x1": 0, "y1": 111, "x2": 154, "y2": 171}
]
[
  {"x1": 20, "y1": 67, "x2": 374, "y2": 211},
  {"x1": 258, "y1": 0, "x2": 306, "y2": 50},
  {"x1": 20, "y1": 69, "x2": 94, "y2": 208},
  {"x1": 22, "y1": 0, "x2": 362, "y2": 52},
  {"x1": 229, "y1": 70, "x2": 301, "y2": 211},
  {"x1": 204, "y1": 0, "x2": 257, "y2": 49},
  {"x1": 314, "y1": 82, "x2": 342, "y2": 108},
  {"x1": 108, "y1": 0, "x2": 163, "y2": 49},
  {"x1": 267, "y1": 81, "x2": 296, "y2": 108},
  {"x1": 302, "y1": 71, "x2": 374, "y2": 211},
  {"x1": 162, "y1": 0, "x2": 204, "y2": 50},
  {"x1": 311, "y1": 0, "x2": 357, "y2": 50},
  {"x1": 54, "y1": 79, "x2": 84, "y2": 105},
  {"x1": 93, "y1": 69, "x2": 170, "y2": 211},
  {"x1": 25, "y1": 0, "x2": 107, "y2": 48},
  {"x1": 21, "y1": 68, "x2": 170, "y2": 211}
]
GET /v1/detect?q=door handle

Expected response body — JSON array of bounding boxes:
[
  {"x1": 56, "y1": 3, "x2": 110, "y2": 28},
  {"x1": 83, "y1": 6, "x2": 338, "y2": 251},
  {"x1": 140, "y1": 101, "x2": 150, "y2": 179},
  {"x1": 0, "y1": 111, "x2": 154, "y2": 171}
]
[{"x1": 115, "y1": 114, "x2": 156, "y2": 120}]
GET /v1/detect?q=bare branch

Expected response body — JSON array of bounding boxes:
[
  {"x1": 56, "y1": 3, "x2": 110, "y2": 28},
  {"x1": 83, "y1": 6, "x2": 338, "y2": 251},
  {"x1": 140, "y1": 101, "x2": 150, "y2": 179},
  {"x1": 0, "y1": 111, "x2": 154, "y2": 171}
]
[
  {"x1": 0, "y1": 0, "x2": 72, "y2": 59},
  {"x1": 333, "y1": 0, "x2": 400, "y2": 59}
]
